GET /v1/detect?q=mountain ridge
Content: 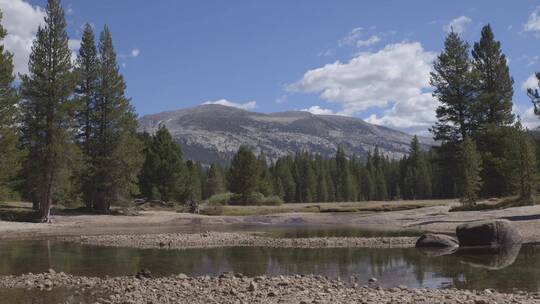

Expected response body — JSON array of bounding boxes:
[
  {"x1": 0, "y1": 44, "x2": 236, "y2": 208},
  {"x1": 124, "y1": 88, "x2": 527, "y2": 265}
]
[{"x1": 138, "y1": 104, "x2": 432, "y2": 165}]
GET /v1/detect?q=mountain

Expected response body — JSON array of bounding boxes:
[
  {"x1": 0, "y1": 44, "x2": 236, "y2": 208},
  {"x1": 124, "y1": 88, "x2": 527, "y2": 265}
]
[{"x1": 138, "y1": 104, "x2": 433, "y2": 165}]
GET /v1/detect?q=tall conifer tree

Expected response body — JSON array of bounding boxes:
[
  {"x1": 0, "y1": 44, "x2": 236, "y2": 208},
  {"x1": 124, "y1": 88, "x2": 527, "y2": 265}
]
[
  {"x1": 471, "y1": 25, "x2": 514, "y2": 128},
  {"x1": 74, "y1": 23, "x2": 99, "y2": 209},
  {"x1": 458, "y1": 137, "x2": 482, "y2": 206},
  {"x1": 20, "y1": 0, "x2": 77, "y2": 220},
  {"x1": 205, "y1": 164, "x2": 226, "y2": 197},
  {"x1": 0, "y1": 10, "x2": 22, "y2": 200},
  {"x1": 89, "y1": 26, "x2": 142, "y2": 213},
  {"x1": 430, "y1": 31, "x2": 475, "y2": 142},
  {"x1": 229, "y1": 146, "x2": 259, "y2": 203},
  {"x1": 139, "y1": 126, "x2": 186, "y2": 202}
]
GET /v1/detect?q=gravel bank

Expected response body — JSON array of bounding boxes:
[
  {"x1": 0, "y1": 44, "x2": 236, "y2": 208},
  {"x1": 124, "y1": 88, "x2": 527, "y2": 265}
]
[
  {"x1": 71, "y1": 231, "x2": 417, "y2": 249},
  {"x1": 0, "y1": 271, "x2": 538, "y2": 304}
]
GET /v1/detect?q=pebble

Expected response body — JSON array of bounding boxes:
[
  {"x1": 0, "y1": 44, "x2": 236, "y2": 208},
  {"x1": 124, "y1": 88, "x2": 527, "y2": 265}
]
[
  {"x1": 68, "y1": 232, "x2": 418, "y2": 250},
  {"x1": 0, "y1": 272, "x2": 535, "y2": 304}
]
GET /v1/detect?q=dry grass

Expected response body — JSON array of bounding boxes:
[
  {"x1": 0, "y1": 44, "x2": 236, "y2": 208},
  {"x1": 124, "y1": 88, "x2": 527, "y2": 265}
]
[
  {"x1": 1, "y1": 199, "x2": 459, "y2": 218},
  {"x1": 201, "y1": 199, "x2": 458, "y2": 216},
  {"x1": 449, "y1": 196, "x2": 539, "y2": 212}
]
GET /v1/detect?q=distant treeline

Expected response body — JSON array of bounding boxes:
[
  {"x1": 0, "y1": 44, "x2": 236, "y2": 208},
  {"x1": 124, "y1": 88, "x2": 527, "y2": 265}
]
[
  {"x1": 138, "y1": 128, "x2": 435, "y2": 204},
  {"x1": 136, "y1": 126, "x2": 540, "y2": 206},
  {"x1": 1, "y1": 1, "x2": 540, "y2": 221}
]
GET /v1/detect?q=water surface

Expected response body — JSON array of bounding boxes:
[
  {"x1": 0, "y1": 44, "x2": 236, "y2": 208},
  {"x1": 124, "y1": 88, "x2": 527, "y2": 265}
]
[{"x1": 0, "y1": 239, "x2": 538, "y2": 292}]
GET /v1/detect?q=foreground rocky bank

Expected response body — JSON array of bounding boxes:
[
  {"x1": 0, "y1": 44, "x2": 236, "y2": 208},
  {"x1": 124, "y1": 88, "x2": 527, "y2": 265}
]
[
  {"x1": 0, "y1": 271, "x2": 538, "y2": 304},
  {"x1": 71, "y1": 231, "x2": 417, "y2": 249}
]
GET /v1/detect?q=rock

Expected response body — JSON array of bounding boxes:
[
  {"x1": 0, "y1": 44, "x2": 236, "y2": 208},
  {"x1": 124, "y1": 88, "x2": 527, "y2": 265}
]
[
  {"x1": 418, "y1": 246, "x2": 458, "y2": 257},
  {"x1": 368, "y1": 278, "x2": 377, "y2": 283},
  {"x1": 456, "y1": 220, "x2": 522, "y2": 247},
  {"x1": 248, "y1": 281, "x2": 257, "y2": 292},
  {"x1": 415, "y1": 234, "x2": 458, "y2": 248},
  {"x1": 135, "y1": 269, "x2": 152, "y2": 279}
]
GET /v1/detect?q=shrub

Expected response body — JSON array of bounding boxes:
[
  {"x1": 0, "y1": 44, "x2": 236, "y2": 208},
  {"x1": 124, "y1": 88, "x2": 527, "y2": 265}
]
[
  {"x1": 261, "y1": 195, "x2": 283, "y2": 206},
  {"x1": 207, "y1": 192, "x2": 233, "y2": 205},
  {"x1": 229, "y1": 192, "x2": 283, "y2": 206}
]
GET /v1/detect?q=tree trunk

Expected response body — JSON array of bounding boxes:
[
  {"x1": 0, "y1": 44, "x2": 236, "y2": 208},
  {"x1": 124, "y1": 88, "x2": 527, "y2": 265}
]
[
  {"x1": 38, "y1": 193, "x2": 51, "y2": 222},
  {"x1": 93, "y1": 191, "x2": 110, "y2": 214}
]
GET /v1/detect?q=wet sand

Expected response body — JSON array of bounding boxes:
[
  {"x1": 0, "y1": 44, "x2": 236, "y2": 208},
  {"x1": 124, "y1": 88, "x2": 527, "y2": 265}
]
[{"x1": 1, "y1": 204, "x2": 539, "y2": 242}]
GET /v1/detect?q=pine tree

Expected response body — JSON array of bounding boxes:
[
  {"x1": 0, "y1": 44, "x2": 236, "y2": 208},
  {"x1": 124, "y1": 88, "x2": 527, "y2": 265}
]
[
  {"x1": 511, "y1": 121, "x2": 539, "y2": 205},
  {"x1": 205, "y1": 163, "x2": 226, "y2": 197},
  {"x1": 20, "y1": 0, "x2": 77, "y2": 220},
  {"x1": 257, "y1": 154, "x2": 273, "y2": 196},
  {"x1": 335, "y1": 147, "x2": 353, "y2": 201},
  {"x1": 403, "y1": 136, "x2": 432, "y2": 199},
  {"x1": 229, "y1": 146, "x2": 259, "y2": 203},
  {"x1": 74, "y1": 23, "x2": 99, "y2": 209},
  {"x1": 458, "y1": 137, "x2": 482, "y2": 206},
  {"x1": 430, "y1": 31, "x2": 475, "y2": 142},
  {"x1": 0, "y1": 10, "x2": 23, "y2": 200},
  {"x1": 324, "y1": 163, "x2": 336, "y2": 202},
  {"x1": 139, "y1": 126, "x2": 187, "y2": 202},
  {"x1": 315, "y1": 156, "x2": 329, "y2": 202},
  {"x1": 185, "y1": 161, "x2": 202, "y2": 201},
  {"x1": 274, "y1": 157, "x2": 296, "y2": 202},
  {"x1": 527, "y1": 73, "x2": 540, "y2": 115},
  {"x1": 374, "y1": 167, "x2": 388, "y2": 200},
  {"x1": 75, "y1": 24, "x2": 99, "y2": 153},
  {"x1": 471, "y1": 25, "x2": 514, "y2": 129},
  {"x1": 89, "y1": 26, "x2": 142, "y2": 213}
]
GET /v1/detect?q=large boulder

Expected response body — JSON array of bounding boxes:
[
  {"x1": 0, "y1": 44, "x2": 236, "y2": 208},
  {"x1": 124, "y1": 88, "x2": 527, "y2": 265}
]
[
  {"x1": 456, "y1": 220, "x2": 522, "y2": 247},
  {"x1": 415, "y1": 233, "x2": 459, "y2": 248}
]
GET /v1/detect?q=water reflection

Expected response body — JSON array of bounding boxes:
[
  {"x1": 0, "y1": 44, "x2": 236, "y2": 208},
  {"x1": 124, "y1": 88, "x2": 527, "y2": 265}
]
[
  {"x1": 0, "y1": 240, "x2": 538, "y2": 292},
  {"x1": 261, "y1": 226, "x2": 423, "y2": 238},
  {"x1": 456, "y1": 244, "x2": 522, "y2": 270},
  {"x1": 0, "y1": 288, "x2": 105, "y2": 304}
]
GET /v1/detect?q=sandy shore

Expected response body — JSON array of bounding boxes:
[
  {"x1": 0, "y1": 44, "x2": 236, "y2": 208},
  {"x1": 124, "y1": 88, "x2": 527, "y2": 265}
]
[
  {"x1": 71, "y1": 231, "x2": 417, "y2": 249},
  {"x1": 1, "y1": 271, "x2": 538, "y2": 304},
  {"x1": 1, "y1": 204, "x2": 540, "y2": 242}
]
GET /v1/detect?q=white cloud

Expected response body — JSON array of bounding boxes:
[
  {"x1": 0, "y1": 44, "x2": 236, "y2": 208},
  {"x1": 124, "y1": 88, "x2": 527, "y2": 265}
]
[
  {"x1": 317, "y1": 49, "x2": 333, "y2": 57},
  {"x1": 365, "y1": 92, "x2": 437, "y2": 135},
  {"x1": 356, "y1": 35, "x2": 380, "y2": 47},
  {"x1": 525, "y1": 6, "x2": 540, "y2": 34},
  {"x1": 66, "y1": 4, "x2": 74, "y2": 15},
  {"x1": 203, "y1": 99, "x2": 257, "y2": 110},
  {"x1": 522, "y1": 74, "x2": 539, "y2": 92},
  {"x1": 68, "y1": 38, "x2": 81, "y2": 63},
  {"x1": 0, "y1": 0, "x2": 79, "y2": 75},
  {"x1": 131, "y1": 48, "x2": 140, "y2": 57},
  {"x1": 0, "y1": 0, "x2": 45, "y2": 75},
  {"x1": 514, "y1": 77, "x2": 540, "y2": 129},
  {"x1": 275, "y1": 94, "x2": 288, "y2": 104},
  {"x1": 289, "y1": 42, "x2": 436, "y2": 134},
  {"x1": 443, "y1": 16, "x2": 472, "y2": 34},
  {"x1": 300, "y1": 106, "x2": 336, "y2": 115},
  {"x1": 513, "y1": 104, "x2": 540, "y2": 129},
  {"x1": 339, "y1": 27, "x2": 363, "y2": 47}
]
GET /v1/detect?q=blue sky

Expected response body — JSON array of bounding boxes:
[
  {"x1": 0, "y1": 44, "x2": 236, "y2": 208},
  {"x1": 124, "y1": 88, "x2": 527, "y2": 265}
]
[{"x1": 3, "y1": 0, "x2": 540, "y2": 134}]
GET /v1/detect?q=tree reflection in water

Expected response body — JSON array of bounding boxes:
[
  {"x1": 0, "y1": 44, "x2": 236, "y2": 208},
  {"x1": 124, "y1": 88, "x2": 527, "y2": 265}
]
[{"x1": 0, "y1": 240, "x2": 538, "y2": 292}]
